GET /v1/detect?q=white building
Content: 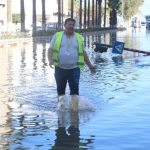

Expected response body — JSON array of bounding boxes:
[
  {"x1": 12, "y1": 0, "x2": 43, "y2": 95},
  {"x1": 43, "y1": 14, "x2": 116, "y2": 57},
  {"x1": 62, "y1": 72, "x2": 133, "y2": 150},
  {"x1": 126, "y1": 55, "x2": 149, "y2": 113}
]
[{"x1": 0, "y1": 0, "x2": 7, "y2": 32}]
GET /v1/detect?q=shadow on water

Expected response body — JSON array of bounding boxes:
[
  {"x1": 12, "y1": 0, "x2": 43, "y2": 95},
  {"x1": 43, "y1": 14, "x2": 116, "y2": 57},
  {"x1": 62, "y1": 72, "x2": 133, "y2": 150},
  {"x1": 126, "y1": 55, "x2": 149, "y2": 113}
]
[{"x1": 112, "y1": 55, "x2": 124, "y2": 66}]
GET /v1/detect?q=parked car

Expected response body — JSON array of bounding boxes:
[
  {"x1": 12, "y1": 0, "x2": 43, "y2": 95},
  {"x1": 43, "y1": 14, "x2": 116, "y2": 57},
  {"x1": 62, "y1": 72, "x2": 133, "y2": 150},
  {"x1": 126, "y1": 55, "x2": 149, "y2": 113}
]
[
  {"x1": 140, "y1": 22, "x2": 146, "y2": 28},
  {"x1": 46, "y1": 22, "x2": 58, "y2": 31},
  {"x1": 36, "y1": 25, "x2": 42, "y2": 31}
]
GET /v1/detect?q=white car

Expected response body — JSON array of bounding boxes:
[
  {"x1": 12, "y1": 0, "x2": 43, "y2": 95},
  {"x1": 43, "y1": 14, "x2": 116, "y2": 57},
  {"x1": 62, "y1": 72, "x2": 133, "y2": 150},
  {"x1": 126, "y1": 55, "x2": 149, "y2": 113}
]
[
  {"x1": 46, "y1": 22, "x2": 57, "y2": 31},
  {"x1": 140, "y1": 22, "x2": 146, "y2": 28}
]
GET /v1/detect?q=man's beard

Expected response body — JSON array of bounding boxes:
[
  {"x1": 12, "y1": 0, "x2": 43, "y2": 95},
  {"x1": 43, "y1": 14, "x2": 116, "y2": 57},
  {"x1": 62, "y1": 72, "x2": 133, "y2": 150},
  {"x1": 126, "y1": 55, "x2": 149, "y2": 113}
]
[{"x1": 68, "y1": 28, "x2": 74, "y2": 33}]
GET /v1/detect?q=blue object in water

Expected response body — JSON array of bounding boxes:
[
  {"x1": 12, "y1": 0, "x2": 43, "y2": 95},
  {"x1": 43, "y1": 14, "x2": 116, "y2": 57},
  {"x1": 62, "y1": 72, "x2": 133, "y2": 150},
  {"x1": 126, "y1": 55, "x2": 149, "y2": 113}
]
[{"x1": 112, "y1": 41, "x2": 125, "y2": 54}]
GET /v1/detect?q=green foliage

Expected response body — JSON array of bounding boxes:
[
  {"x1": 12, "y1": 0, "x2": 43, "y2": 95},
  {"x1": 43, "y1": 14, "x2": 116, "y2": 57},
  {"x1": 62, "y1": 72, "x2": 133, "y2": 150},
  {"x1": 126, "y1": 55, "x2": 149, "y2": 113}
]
[
  {"x1": 122, "y1": 0, "x2": 144, "y2": 20},
  {"x1": 12, "y1": 13, "x2": 21, "y2": 24},
  {"x1": 108, "y1": 0, "x2": 121, "y2": 10},
  {"x1": 0, "y1": 32, "x2": 28, "y2": 39},
  {"x1": 107, "y1": 0, "x2": 144, "y2": 21}
]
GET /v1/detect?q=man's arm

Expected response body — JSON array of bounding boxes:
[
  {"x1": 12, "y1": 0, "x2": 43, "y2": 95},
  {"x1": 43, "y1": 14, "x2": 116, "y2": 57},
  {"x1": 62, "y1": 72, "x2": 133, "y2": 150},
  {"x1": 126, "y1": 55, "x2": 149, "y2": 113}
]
[
  {"x1": 47, "y1": 34, "x2": 56, "y2": 68},
  {"x1": 47, "y1": 47, "x2": 54, "y2": 68},
  {"x1": 83, "y1": 50, "x2": 96, "y2": 73}
]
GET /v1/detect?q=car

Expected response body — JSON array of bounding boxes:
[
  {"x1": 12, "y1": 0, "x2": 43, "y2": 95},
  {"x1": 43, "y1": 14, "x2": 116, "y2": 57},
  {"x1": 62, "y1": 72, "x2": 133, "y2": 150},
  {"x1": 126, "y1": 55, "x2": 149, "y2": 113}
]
[
  {"x1": 36, "y1": 25, "x2": 42, "y2": 31},
  {"x1": 140, "y1": 22, "x2": 146, "y2": 28},
  {"x1": 46, "y1": 22, "x2": 58, "y2": 31}
]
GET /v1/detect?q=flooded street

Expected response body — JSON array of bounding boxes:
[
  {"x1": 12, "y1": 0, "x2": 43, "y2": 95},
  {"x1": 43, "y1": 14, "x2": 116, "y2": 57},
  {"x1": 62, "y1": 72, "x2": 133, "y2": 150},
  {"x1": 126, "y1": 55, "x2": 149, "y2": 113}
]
[{"x1": 1, "y1": 28, "x2": 150, "y2": 150}]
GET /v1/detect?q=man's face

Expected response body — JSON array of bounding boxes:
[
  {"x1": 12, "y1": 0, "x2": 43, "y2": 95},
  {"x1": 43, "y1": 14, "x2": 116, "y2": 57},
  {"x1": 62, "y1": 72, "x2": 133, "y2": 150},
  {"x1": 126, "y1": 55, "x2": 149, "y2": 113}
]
[{"x1": 65, "y1": 21, "x2": 75, "y2": 34}]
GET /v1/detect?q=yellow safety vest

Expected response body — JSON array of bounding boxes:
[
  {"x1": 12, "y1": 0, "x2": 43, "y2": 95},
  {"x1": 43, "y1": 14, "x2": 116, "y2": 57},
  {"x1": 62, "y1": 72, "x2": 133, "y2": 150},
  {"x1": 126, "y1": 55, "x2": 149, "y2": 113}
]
[{"x1": 52, "y1": 31, "x2": 84, "y2": 69}]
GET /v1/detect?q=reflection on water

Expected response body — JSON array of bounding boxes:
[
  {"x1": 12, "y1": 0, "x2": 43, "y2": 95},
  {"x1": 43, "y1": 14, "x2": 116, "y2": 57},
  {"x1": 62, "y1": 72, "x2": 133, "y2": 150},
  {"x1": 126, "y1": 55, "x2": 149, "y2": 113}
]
[
  {"x1": 52, "y1": 111, "x2": 80, "y2": 149},
  {"x1": 1, "y1": 29, "x2": 150, "y2": 149},
  {"x1": 112, "y1": 55, "x2": 124, "y2": 66}
]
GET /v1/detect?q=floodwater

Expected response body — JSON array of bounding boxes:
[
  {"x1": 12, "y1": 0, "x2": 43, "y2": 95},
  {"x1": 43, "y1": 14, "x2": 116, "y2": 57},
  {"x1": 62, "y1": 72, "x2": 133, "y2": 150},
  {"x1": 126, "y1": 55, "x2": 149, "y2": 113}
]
[{"x1": 1, "y1": 28, "x2": 150, "y2": 150}]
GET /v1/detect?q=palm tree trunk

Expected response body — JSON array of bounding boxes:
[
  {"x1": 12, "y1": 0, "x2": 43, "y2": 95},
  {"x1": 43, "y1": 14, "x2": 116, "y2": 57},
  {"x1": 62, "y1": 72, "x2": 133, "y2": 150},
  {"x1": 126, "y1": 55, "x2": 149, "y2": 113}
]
[
  {"x1": 41, "y1": 0, "x2": 46, "y2": 31},
  {"x1": 58, "y1": 0, "x2": 61, "y2": 29},
  {"x1": 32, "y1": 0, "x2": 36, "y2": 35},
  {"x1": 84, "y1": 0, "x2": 86, "y2": 29},
  {"x1": 112, "y1": 9, "x2": 117, "y2": 27},
  {"x1": 104, "y1": 0, "x2": 107, "y2": 27},
  {"x1": 95, "y1": 0, "x2": 98, "y2": 27},
  {"x1": 109, "y1": 9, "x2": 113, "y2": 28},
  {"x1": 20, "y1": 0, "x2": 25, "y2": 32},
  {"x1": 61, "y1": 0, "x2": 64, "y2": 29},
  {"x1": 87, "y1": 0, "x2": 90, "y2": 27},
  {"x1": 7, "y1": 0, "x2": 12, "y2": 31},
  {"x1": 79, "y1": 0, "x2": 82, "y2": 29},
  {"x1": 92, "y1": 0, "x2": 94, "y2": 27},
  {"x1": 71, "y1": 0, "x2": 74, "y2": 18},
  {"x1": 97, "y1": 0, "x2": 102, "y2": 28},
  {"x1": 109, "y1": 9, "x2": 117, "y2": 28}
]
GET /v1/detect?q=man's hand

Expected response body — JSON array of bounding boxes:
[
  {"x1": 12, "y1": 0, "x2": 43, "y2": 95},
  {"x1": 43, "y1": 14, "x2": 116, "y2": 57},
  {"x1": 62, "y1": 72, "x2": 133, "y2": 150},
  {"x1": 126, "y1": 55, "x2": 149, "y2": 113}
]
[
  {"x1": 49, "y1": 60, "x2": 54, "y2": 68},
  {"x1": 47, "y1": 47, "x2": 54, "y2": 68},
  {"x1": 89, "y1": 65, "x2": 96, "y2": 74}
]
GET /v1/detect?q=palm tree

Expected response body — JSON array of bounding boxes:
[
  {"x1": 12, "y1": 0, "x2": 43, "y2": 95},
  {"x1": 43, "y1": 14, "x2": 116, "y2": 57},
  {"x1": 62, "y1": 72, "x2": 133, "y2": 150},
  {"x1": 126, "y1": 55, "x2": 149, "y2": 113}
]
[
  {"x1": 57, "y1": 0, "x2": 61, "y2": 29},
  {"x1": 61, "y1": 0, "x2": 64, "y2": 29},
  {"x1": 87, "y1": 0, "x2": 90, "y2": 27},
  {"x1": 79, "y1": 0, "x2": 82, "y2": 29},
  {"x1": 92, "y1": 0, "x2": 94, "y2": 27},
  {"x1": 71, "y1": 0, "x2": 74, "y2": 18},
  {"x1": 103, "y1": 0, "x2": 107, "y2": 27},
  {"x1": 41, "y1": 0, "x2": 46, "y2": 31},
  {"x1": 84, "y1": 0, "x2": 87, "y2": 29},
  {"x1": 7, "y1": 0, "x2": 12, "y2": 31},
  {"x1": 108, "y1": 0, "x2": 120, "y2": 27},
  {"x1": 20, "y1": 0, "x2": 25, "y2": 32},
  {"x1": 97, "y1": 0, "x2": 102, "y2": 27},
  {"x1": 32, "y1": 0, "x2": 36, "y2": 35},
  {"x1": 95, "y1": 0, "x2": 98, "y2": 26}
]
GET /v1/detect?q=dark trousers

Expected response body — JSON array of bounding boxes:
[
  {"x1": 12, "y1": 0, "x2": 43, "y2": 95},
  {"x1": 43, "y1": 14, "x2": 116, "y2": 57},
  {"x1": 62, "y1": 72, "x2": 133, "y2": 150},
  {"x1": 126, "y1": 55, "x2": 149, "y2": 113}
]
[{"x1": 55, "y1": 67, "x2": 80, "y2": 95}]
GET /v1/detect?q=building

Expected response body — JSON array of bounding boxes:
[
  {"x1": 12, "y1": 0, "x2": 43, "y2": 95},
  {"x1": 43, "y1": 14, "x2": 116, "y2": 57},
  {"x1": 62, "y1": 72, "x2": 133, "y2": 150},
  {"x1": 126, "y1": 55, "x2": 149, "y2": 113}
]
[{"x1": 0, "y1": 0, "x2": 7, "y2": 33}]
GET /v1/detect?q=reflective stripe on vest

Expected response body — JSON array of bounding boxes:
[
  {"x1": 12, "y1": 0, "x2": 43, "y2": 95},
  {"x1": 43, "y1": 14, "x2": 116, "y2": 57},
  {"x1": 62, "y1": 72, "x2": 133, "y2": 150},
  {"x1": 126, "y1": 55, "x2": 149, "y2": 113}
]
[{"x1": 52, "y1": 31, "x2": 84, "y2": 68}]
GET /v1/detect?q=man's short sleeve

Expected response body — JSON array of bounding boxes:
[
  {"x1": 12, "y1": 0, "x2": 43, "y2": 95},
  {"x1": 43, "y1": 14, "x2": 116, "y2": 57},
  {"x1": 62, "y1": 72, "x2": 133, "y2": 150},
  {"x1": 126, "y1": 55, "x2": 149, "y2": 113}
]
[{"x1": 49, "y1": 33, "x2": 56, "y2": 49}]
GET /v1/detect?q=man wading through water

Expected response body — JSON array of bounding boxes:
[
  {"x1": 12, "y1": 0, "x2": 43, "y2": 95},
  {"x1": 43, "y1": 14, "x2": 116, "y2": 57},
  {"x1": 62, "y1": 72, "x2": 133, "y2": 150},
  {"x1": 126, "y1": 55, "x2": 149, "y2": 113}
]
[{"x1": 47, "y1": 18, "x2": 96, "y2": 111}]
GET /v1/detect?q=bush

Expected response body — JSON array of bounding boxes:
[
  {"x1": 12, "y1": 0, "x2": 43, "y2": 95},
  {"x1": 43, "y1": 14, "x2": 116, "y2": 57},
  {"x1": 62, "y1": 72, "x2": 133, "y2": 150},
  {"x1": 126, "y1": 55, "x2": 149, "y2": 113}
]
[{"x1": 0, "y1": 31, "x2": 28, "y2": 40}]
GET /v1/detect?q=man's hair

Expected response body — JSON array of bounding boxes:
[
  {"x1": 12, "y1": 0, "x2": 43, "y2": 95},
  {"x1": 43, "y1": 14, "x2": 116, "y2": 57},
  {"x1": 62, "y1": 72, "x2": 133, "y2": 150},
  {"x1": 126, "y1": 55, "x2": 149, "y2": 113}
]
[{"x1": 64, "y1": 18, "x2": 76, "y2": 25}]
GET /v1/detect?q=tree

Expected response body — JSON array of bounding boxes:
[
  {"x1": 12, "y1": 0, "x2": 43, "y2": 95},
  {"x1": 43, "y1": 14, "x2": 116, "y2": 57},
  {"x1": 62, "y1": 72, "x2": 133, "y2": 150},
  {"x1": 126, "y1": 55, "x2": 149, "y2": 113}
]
[
  {"x1": 12, "y1": 14, "x2": 21, "y2": 24},
  {"x1": 41, "y1": 0, "x2": 46, "y2": 31},
  {"x1": 79, "y1": 0, "x2": 82, "y2": 29},
  {"x1": 87, "y1": 0, "x2": 90, "y2": 27},
  {"x1": 95, "y1": 0, "x2": 98, "y2": 26},
  {"x1": 61, "y1": 0, "x2": 64, "y2": 29},
  {"x1": 7, "y1": 0, "x2": 12, "y2": 31},
  {"x1": 71, "y1": 0, "x2": 74, "y2": 18},
  {"x1": 20, "y1": 0, "x2": 25, "y2": 32},
  {"x1": 97, "y1": 0, "x2": 102, "y2": 27},
  {"x1": 83, "y1": 0, "x2": 87, "y2": 29},
  {"x1": 92, "y1": 0, "x2": 95, "y2": 27},
  {"x1": 57, "y1": 0, "x2": 61, "y2": 29},
  {"x1": 32, "y1": 0, "x2": 36, "y2": 35},
  {"x1": 120, "y1": 0, "x2": 144, "y2": 21},
  {"x1": 103, "y1": 0, "x2": 107, "y2": 27},
  {"x1": 107, "y1": 0, "x2": 143, "y2": 27},
  {"x1": 108, "y1": 0, "x2": 120, "y2": 27}
]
